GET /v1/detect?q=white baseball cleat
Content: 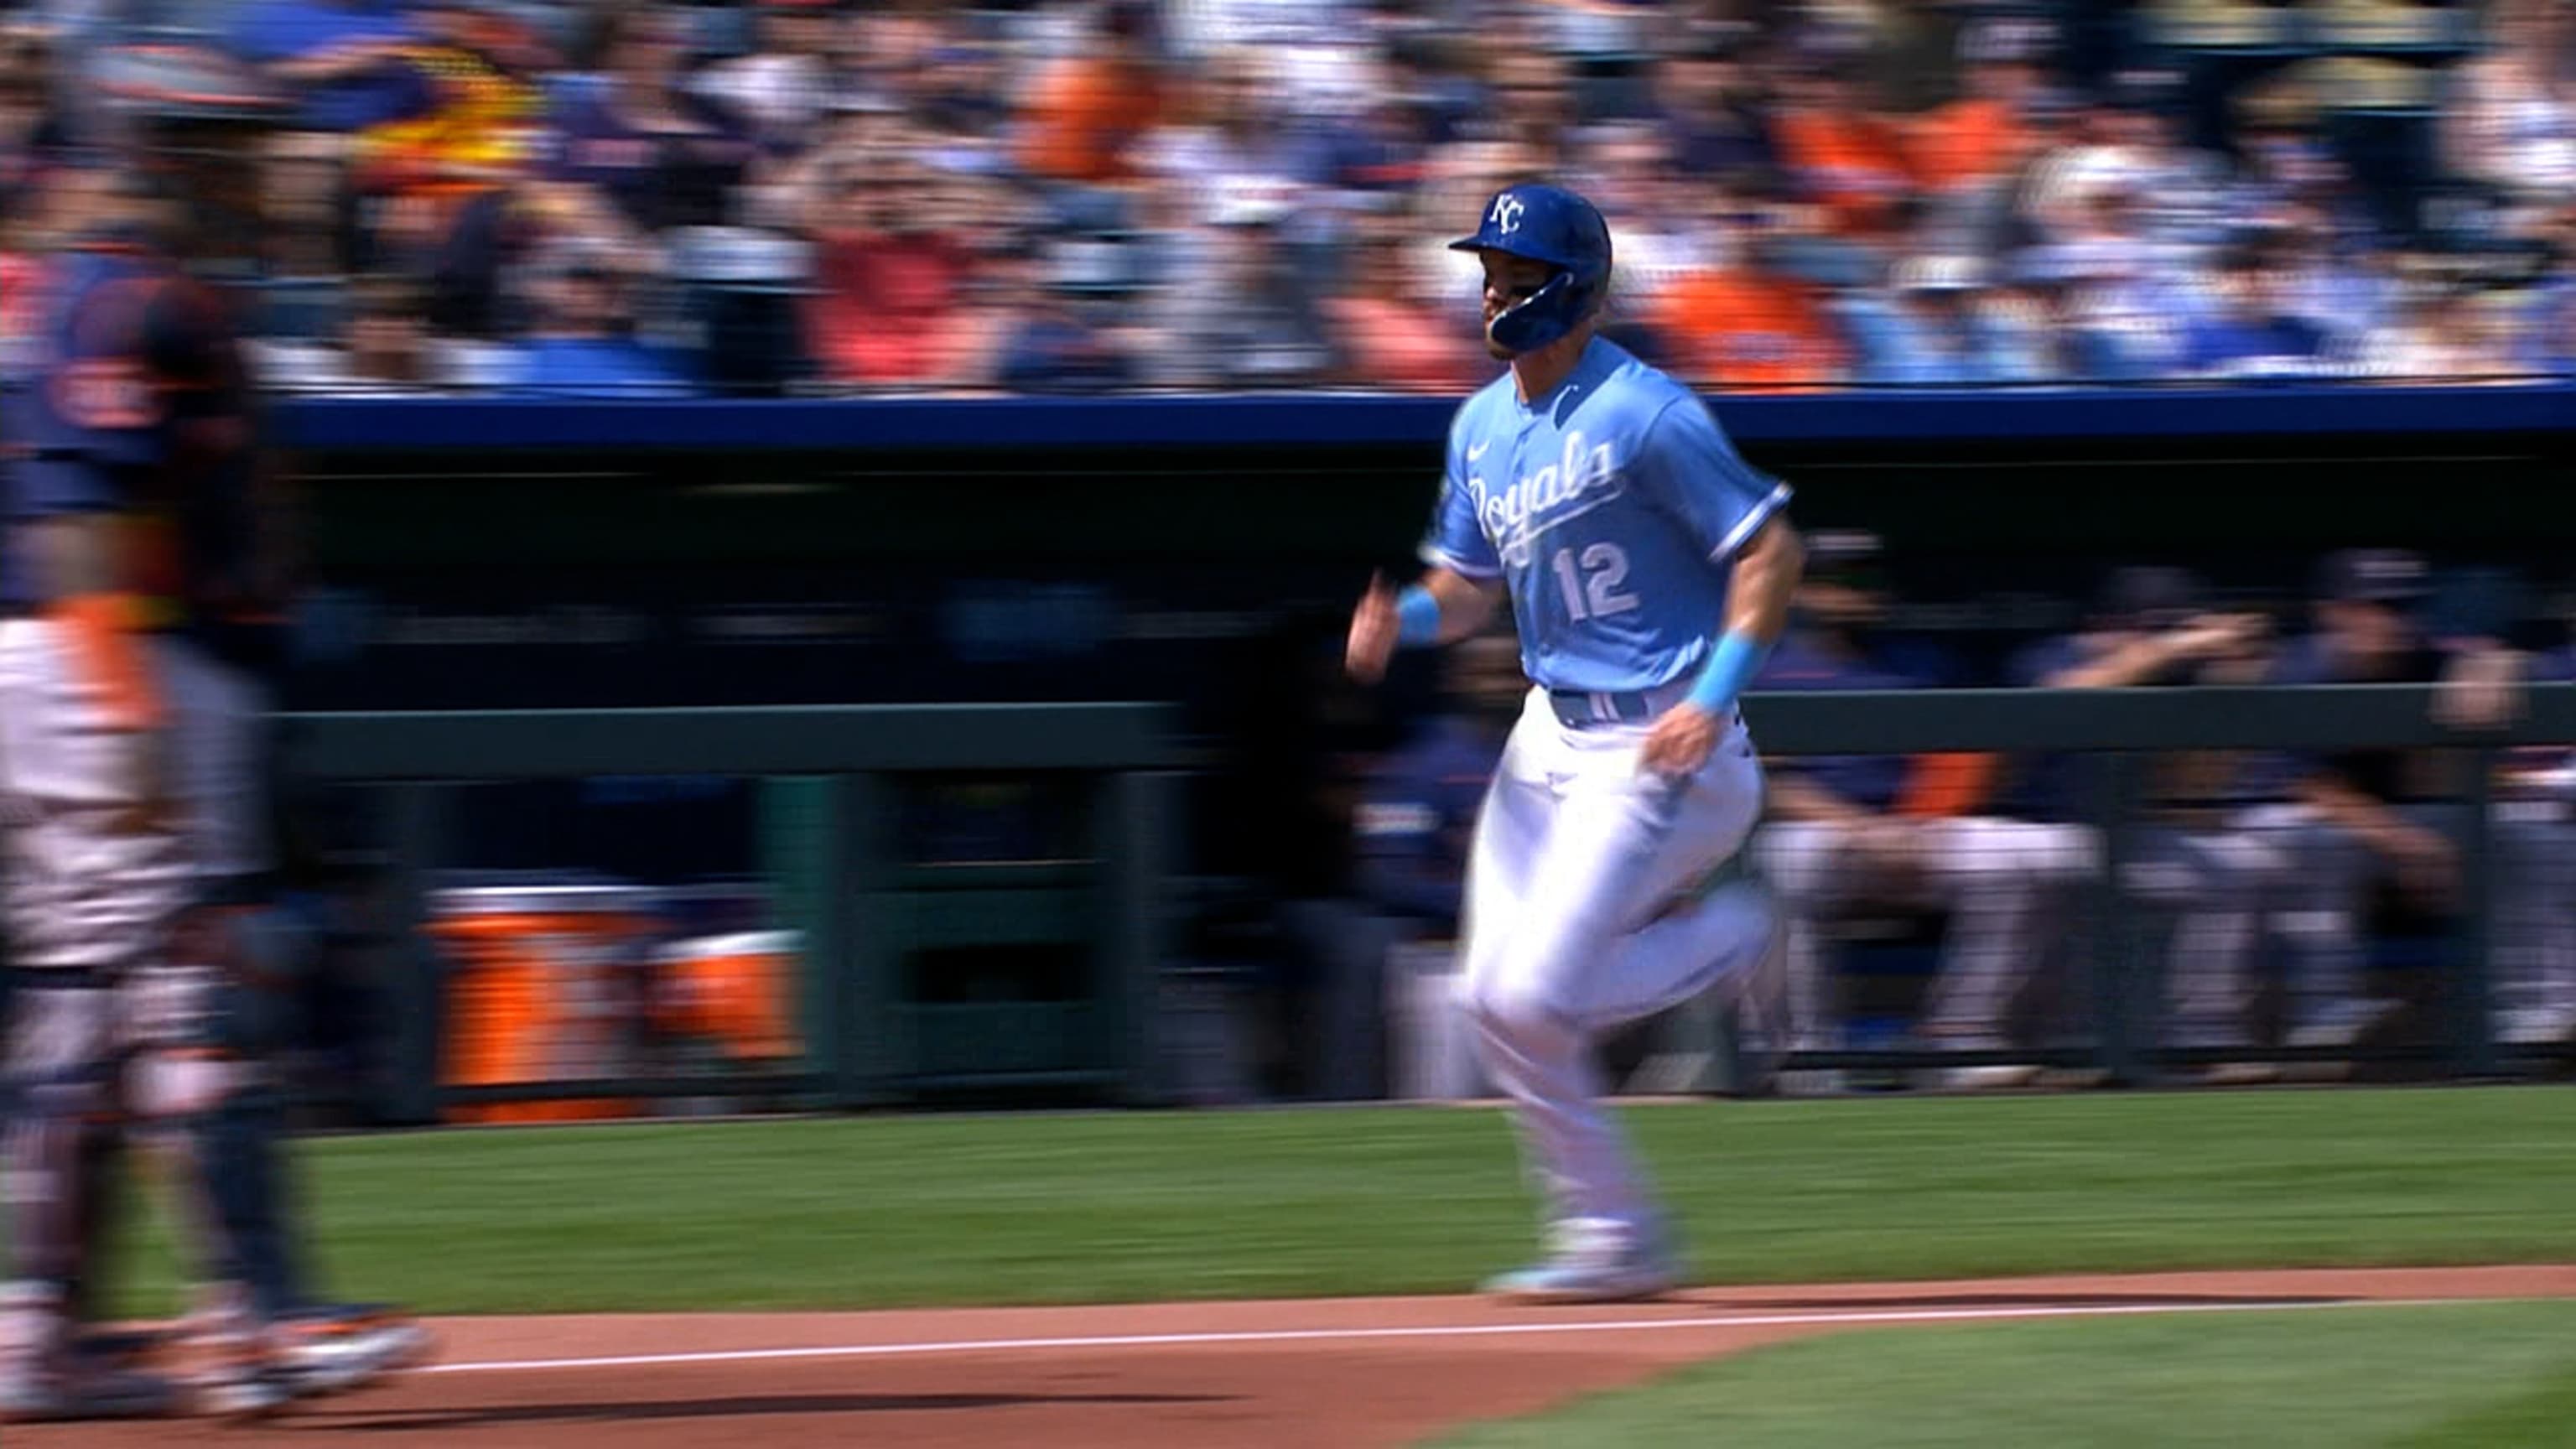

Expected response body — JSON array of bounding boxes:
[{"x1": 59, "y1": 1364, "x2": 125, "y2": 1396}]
[
  {"x1": 194, "y1": 1368, "x2": 296, "y2": 1425},
  {"x1": 1944, "y1": 1062, "x2": 2046, "y2": 1091},
  {"x1": 1482, "y1": 1218, "x2": 1681, "y2": 1305},
  {"x1": 278, "y1": 1306, "x2": 437, "y2": 1397}
]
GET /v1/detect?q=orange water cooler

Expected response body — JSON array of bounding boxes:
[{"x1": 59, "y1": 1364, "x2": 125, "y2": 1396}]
[{"x1": 428, "y1": 881, "x2": 658, "y2": 1124}]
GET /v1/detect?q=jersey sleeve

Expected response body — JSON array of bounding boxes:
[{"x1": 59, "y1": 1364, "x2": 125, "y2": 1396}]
[
  {"x1": 1417, "y1": 421, "x2": 1501, "y2": 579},
  {"x1": 1630, "y1": 396, "x2": 1792, "y2": 564}
]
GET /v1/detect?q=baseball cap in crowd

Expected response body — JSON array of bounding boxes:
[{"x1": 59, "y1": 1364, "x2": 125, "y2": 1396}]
[
  {"x1": 1209, "y1": 177, "x2": 1296, "y2": 229},
  {"x1": 1960, "y1": 15, "x2": 2055, "y2": 67},
  {"x1": 1893, "y1": 254, "x2": 1984, "y2": 294},
  {"x1": 2107, "y1": 68, "x2": 2183, "y2": 113},
  {"x1": 2314, "y1": 548, "x2": 2430, "y2": 606},
  {"x1": 538, "y1": 233, "x2": 629, "y2": 284},
  {"x1": 2094, "y1": 564, "x2": 2205, "y2": 631},
  {"x1": 2423, "y1": 564, "x2": 2532, "y2": 645},
  {"x1": 1789, "y1": 22, "x2": 1870, "y2": 75},
  {"x1": 1805, "y1": 528, "x2": 1889, "y2": 591}
]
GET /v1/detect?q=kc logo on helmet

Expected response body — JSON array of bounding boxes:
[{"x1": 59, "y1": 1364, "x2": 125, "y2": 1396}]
[{"x1": 1489, "y1": 194, "x2": 1524, "y2": 235}]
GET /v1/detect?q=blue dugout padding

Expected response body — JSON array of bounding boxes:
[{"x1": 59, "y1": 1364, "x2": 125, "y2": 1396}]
[{"x1": 278, "y1": 383, "x2": 2576, "y2": 454}]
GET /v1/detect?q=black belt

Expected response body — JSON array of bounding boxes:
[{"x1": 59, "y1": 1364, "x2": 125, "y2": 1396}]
[{"x1": 1546, "y1": 683, "x2": 1737, "y2": 730}]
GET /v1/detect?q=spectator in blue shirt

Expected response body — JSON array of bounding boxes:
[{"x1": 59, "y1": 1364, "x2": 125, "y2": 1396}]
[
  {"x1": 990, "y1": 247, "x2": 1140, "y2": 395},
  {"x1": 2187, "y1": 242, "x2": 2329, "y2": 381},
  {"x1": 226, "y1": 0, "x2": 431, "y2": 134},
  {"x1": 2513, "y1": 275, "x2": 2575, "y2": 377},
  {"x1": 500, "y1": 241, "x2": 691, "y2": 397},
  {"x1": 1841, "y1": 254, "x2": 2044, "y2": 386}
]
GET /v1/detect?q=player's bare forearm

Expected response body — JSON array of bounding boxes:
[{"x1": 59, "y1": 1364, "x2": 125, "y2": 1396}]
[
  {"x1": 1764, "y1": 772, "x2": 1868, "y2": 825},
  {"x1": 2297, "y1": 775, "x2": 2420, "y2": 854},
  {"x1": 2048, "y1": 636, "x2": 2181, "y2": 689},
  {"x1": 1348, "y1": 567, "x2": 1503, "y2": 684},
  {"x1": 1723, "y1": 519, "x2": 1804, "y2": 645},
  {"x1": 1639, "y1": 520, "x2": 1800, "y2": 776},
  {"x1": 2047, "y1": 614, "x2": 2263, "y2": 689}
]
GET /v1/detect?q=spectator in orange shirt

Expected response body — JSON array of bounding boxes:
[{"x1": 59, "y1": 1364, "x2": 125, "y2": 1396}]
[
  {"x1": 1907, "y1": 18, "x2": 2049, "y2": 196},
  {"x1": 1654, "y1": 195, "x2": 1848, "y2": 392},
  {"x1": 1772, "y1": 54, "x2": 1919, "y2": 237},
  {"x1": 1015, "y1": 0, "x2": 1162, "y2": 190},
  {"x1": 1327, "y1": 216, "x2": 1491, "y2": 394}
]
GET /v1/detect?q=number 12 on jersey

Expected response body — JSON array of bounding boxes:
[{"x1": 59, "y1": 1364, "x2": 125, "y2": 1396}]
[{"x1": 1551, "y1": 543, "x2": 1639, "y2": 622}]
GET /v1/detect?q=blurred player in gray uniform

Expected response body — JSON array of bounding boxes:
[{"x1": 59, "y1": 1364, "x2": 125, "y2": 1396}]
[{"x1": 0, "y1": 46, "x2": 427, "y2": 1423}]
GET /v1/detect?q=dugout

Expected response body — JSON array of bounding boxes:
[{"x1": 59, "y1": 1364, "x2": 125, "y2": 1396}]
[{"x1": 267, "y1": 384, "x2": 2576, "y2": 1111}]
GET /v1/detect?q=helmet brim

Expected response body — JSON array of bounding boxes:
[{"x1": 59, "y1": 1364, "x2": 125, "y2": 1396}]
[{"x1": 1447, "y1": 235, "x2": 1550, "y2": 257}]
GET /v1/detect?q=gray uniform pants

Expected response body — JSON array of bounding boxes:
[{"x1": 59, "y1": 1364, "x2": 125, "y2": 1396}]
[{"x1": 0, "y1": 620, "x2": 277, "y2": 1349}]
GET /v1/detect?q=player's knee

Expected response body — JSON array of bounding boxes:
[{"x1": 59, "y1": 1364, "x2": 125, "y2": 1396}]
[
  {"x1": 1462, "y1": 972, "x2": 1578, "y2": 1050},
  {"x1": 135, "y1": 1045, "x2": 246, "y2": 1121}
]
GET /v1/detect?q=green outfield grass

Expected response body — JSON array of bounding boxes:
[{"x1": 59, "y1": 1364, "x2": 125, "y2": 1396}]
[
  {"x1": 101, "y1": 1085, "x2": 2576, "y2": 1317},
  {"x1": 1423, "y1": 1301, "x2": 2576, "y2": 1449}
]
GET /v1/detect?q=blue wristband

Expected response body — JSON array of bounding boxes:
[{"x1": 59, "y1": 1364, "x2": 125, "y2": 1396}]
[
  {"x1": 1685, "y1": 630, "x2": 1768, "y2": 714},
  {"x1": 1395, "y1": 585, "x2": 1441, "y2": 647}
]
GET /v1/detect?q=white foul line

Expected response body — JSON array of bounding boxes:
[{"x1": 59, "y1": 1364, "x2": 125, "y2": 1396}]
[{"x1": 422, "y1": 1296, "x2": 2464, "y2": 1376}]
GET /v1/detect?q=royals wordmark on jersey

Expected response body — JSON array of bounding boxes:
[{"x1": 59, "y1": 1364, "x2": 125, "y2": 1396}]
[{"x1": 1420, "y1": 337, "x2": 1791, "y2": 696}]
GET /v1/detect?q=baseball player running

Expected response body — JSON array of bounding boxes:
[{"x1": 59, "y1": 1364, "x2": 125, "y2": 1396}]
[
  {"x1": 0, "y1": 58, "x2": 426, "y2": 1423},
  {"x1": 1347, "y1": 183, "x2": 1804, "y2": 1303}
]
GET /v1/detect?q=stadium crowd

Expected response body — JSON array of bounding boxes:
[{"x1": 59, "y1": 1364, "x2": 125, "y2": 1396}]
[{"x1": 1, "y1": 0, "x2": 2569, "y2": 397}]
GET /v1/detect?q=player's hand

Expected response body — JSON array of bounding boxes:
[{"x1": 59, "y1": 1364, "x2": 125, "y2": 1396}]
[
  {"x1": 2169, "y1": 611, "x2": 2263, "y2": 662},
  {"x1": 1639, "y1": 702, "x2": 1722, "y2": 777},
  {"x1": 1346, "y1": 570, "x2": 1400, "y2": 685}
]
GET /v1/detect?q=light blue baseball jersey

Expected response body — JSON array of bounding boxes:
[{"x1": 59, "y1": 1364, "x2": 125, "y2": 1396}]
[{"x1": 1418, "y1": 337, "x2": 1792, "y2": 694}]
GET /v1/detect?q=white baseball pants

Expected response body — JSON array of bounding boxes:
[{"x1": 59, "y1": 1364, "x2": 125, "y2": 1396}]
[{"x1": 1457, "y1": 688, "x2": 1774, "y2": 1239}]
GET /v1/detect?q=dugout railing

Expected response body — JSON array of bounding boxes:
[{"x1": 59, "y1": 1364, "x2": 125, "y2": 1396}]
[{"x1": 275, "y1": 684, "x2": 2574, "y2": 1124}]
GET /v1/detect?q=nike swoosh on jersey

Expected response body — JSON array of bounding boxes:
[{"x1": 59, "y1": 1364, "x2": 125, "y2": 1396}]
[{"x1": 1467, "y1": 442, "x2": 1491, "y2": 460}]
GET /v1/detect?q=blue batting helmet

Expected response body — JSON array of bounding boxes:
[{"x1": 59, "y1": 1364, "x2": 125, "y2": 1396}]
[{"x1": 1448, "y1": 183, "x2": 1613, "y2": 354}]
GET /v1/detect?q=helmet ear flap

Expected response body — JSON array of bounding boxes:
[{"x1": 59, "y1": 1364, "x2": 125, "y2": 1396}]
[
  {"x1": 1486, "y1": 267, "x2": 1605, "y2": 355},
  {"x1": 1488, "y1": 270, "x2": 1571, "y2": 353}
]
